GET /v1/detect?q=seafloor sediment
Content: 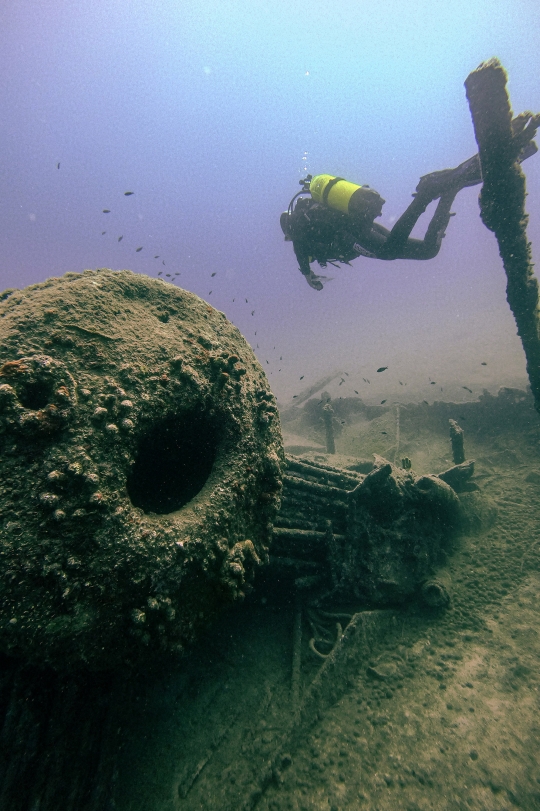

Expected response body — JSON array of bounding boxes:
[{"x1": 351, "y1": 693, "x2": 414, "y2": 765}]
[{"x1": 113, "y1": 387, "x2": 540, "y2": 811}]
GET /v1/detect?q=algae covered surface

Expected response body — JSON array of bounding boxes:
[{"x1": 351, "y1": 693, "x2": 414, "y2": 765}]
[
  {"x1": 0, "y1": 269, "x2": 284, "y2": 670},
  {"x1": 113, "y1": 388, "x2": 540, "y2": 811}
]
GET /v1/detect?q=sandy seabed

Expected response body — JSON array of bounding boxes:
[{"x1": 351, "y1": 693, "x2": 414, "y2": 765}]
[{"x1": 115, "y1": 389, "x2": 540, "y2": 811}]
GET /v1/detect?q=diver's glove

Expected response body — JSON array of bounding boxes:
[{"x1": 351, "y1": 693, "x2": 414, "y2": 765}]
[{"x1": 301, "y1": 268, "x2": 324, "y2": 291}]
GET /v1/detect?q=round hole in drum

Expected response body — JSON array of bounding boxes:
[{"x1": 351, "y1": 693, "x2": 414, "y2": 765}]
[
  {"x1": 17, "y1": 378, "x2": 56, "y2": 410},
  {"x1": 127, "y1": 411, "x2": 219, "y2": 514}
]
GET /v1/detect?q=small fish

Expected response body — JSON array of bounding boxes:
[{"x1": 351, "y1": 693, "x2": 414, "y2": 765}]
[
  {"x1": 101, "y1": 231, "x2": 106, "y2": 235},
  {"x1": 102, "y1": 209, "x2": 110, "y2": 213},
  {"x1": 124, "y1": 191, "x2": 134, "y2": 196},
  {"x1": 399, "y1": 381, "x2": 403, "y2": 385},
  {"x1": 266, "y1": 360, "x2": 269, "y2": 364},
  {"x1": 344, "y1": 372, "x2": 349, "y2": 376},
  {"x1": 430, "y1": 381, "x2": 436, "y2": 385},
  {"x1": 423, "y1": 400, "x2": 429, "y2": 405},
  {"x1": 380, "y1": 399, "x2": 387, "y2": 404},
  {"x1": 280, "y1": 356, "x2": 282, "y2": 360},
  {"x1": 377, "y1": 366, "x2": 388, "y2": 373},
  {"x1": 381, "y1": 431, "x2": 387, "y2": 435},
  {"x1": 56, "y1": 162, "x2": 60, "y2": 169},
  {"x1": 481, "y1": 362, "x2": 487, "y2": 366},
  {"x1": 354, "y1": 390, "x2": 359, "y2": 394},
  {"x1": 251, "y1": 310, "x2": 255, "y2": 315},
  {"x1": 158, "y1": 271, "x2": 163, "y2": 275},
  {"x1": 462, "y1": 386, "x2": 473, "y2": 393},
  {"x1": 118, "y1": 235, "x2": 123, "y2": 242},
  {"x1": 136, "y1": 247, "x2": 143, "y2": 252},
  {"x1": 211, "y1": 272, "x2": 216, "y2": 277},
  {"x1": 300, "y1": 375, "x2": 304, "y2": 380},
  {"x1": 162, "y1": 260, "x2": 165, "y2": 265},
  {"x1": 166, "y1": 274, "x2": 171, "y2": 277},
  {"x1": 154, "y1": 255, "x2": 160, "y2": 259},
  {"x1": 293, "y1": 395, "x2": 298, "y2": 398},
  {"x1": 208, "y1": 291, "x2": 212, "y2": 294},
  {"x1": 340, "y1": 420, "x2": 346, "y2": 424},
  {"x1": 245, "y1": 298, "x2": 248, "y2": 303}
]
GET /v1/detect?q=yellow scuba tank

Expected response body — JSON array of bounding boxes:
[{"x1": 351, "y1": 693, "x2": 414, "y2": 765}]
[
  {"x1": 309, "y1": 174, "x2": 385, "y2": 218},
  {"x1": 309, "y1": 175, "x2": 360, "y2": 213}
]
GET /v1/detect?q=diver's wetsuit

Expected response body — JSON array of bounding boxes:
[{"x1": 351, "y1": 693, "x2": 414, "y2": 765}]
[{"x1": 291, "y1": 187, "x2": 458, "y2": 278}]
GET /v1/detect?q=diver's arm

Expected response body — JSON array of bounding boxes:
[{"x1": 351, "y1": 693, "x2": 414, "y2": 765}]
[
  {"x1": 293, "y1": 241, "x2": 312, "y2": 277},
  {"x1": 292, "y1": 241, "x2": 324, "y2": 290}
]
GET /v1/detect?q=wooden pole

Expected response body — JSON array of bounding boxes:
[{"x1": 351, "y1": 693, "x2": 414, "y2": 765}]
[
  {"x1": 464, "y1": 59, "x2": 540, "y2": 414},
  {"x1": 322, "y1": 403, "x2": 336, "y2": 454},
  {"x1": 449, "y1": 419, "x2": 465, "y2": 465}
]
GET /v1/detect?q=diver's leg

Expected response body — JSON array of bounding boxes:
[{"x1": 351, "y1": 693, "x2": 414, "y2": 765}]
[
  {"x1": 375, "y1": 192, "x2": 435, "y2": 259},
  {"x1": 394, "y1": 191, "x2": 458, "y2": 260},
  {"x1": 374, "y1": 128, "x2": 537, "y2": 261}
]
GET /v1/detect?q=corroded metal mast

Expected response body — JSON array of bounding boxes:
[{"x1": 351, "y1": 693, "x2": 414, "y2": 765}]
[{"x1": 465, "y1": 58, "x2": 540, "y2": 413}]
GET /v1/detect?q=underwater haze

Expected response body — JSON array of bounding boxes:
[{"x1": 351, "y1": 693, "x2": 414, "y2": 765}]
[{"x1": 1, "y1": 0, "x2": 540, "y2": 406}]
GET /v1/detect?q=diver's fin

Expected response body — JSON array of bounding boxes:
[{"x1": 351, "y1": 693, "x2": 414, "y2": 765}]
[
  {"x1": 415, "y1": 156, "x2": 481, "y2": 199},
  {"x1": 416, "y1": 130, "x2": 538, "y2": 200}
]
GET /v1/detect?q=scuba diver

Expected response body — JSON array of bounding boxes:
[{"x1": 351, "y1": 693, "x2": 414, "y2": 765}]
[{"x1": 281, "y1": 137, "x2": 538, "y2": 290}]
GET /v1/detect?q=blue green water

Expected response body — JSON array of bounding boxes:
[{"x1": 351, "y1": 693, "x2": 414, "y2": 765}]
[{"x1": 1, "y1": 1, "x2": 539, "y2": 405}]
